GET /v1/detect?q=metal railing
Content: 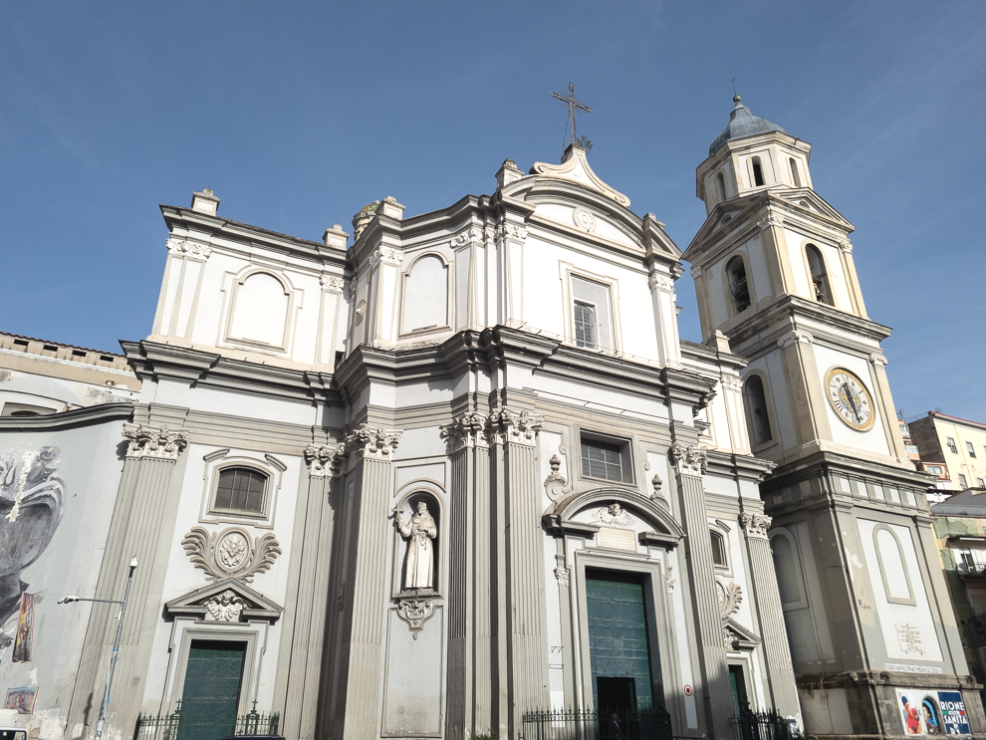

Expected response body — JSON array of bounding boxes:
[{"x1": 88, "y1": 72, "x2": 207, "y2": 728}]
[
  {"x1": 730, "y1": 708, "x2": 798, "y2": 740},
  {"x1": 135, "y1": 700, "x2": 280, "y2": 740},
  {"x1": 521, "y1": 707, "x2": 673, "y2": 740}
]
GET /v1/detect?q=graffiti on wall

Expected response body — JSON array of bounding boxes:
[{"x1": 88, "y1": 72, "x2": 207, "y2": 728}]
[{"x1": 0, "y1": 447, "x2": 66, "y2": 635}]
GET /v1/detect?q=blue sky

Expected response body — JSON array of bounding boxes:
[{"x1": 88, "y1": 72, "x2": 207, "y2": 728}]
[{"x1": 2, "y1": 1, "x2": 984, "y2": 421}]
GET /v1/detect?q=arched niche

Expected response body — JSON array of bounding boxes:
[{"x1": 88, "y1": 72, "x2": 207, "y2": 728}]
[
  {"x1": 227, "y1": 270, "x2": 292, "y2": 349},
  {"x1": 392, "y1": 489, "x2": 444, "y2": 598},
  {"x1": 400, "y1": 253, "x2": 450, "y2": 336},
  {"x1": 873, "y1": 524, "x2": 916, "y2": 606},
  {"x1": 768, "y1": 528, "x2": 808, "y2": 610},
  {"x1": 545, "y1": 487, "x2": 684, "y2": 550}
]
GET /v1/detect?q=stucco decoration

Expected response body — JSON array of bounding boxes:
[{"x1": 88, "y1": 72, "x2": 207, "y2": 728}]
[
  {"x1": 718, "y1": 581, "x2": 743, "y2": 620},
  {"x1": 651, "y1": 473, "x2": 664, "y2": 500},
  {"x1": 545, "y1": 446, "x2": 573, "y2": 501},
  {"x1": 486, "y1": 408, "x2": 543, "y2": 447},
  {"x1": 345, "y1": 425, "x2": 402, "y2": 461},
  {"x1": 573, "y1": 208, "x2": 597, "y2": 233},
  {"x1": 320, "y1": 274, "x2": 344, "y2": 293},
  {"x1": 396, "y1": 598, "x2": 436, "y2": 640},
  {"x1": 665, "y1": 566, "x2": 676, "y2": 592},
  {"x1": 181, "y1": 526, "x2": 282, "y2": 583},
  {"x1": 554, "y1": 567, "x2": 570, "y2": 587},
  {"x1": 440, "y1": 413, "x2": 489, "y2": 452},
  {"x1": 648, "y1": 273, "x2": 675, "y2": 292},
  {"x1": 303, "y1": 443, "x2": 345, "y2": 478},
  {"x1": 592, "y1": 503, "x2": 635, "y2": 527},
  {"x1": 205, "y1": 589, "x2": 247, "y2": 622},
  {"x1": 0, "y1": 446, "x2": 65, "y2": 624},
  {"x1": 166, "y1": 238, "x2": 212, "y2": 260},
  {"x1": 740, "y1": 513, "x2": 771, "y2": 539},
  {"x1": 896, "y1": 623, "x2": 925, "y2": 655},
  {"x1": 669, "y1": 444, "x2": 708, "y2": 477},
  {"x1": 354, "y1": 300, "x2": 366, "y2": 325},
  {"x1": 122, "y1": 424, "x2": 189, "y2": 461},
  {"x1": 372, "y1": 247, "x2": 404, "y2": 268},
  {"x1": 450, "y1": 227, "x2": 483, "y2": 249},
  {"x1": 394, "y1": 501, "x2": 438, "y2": 591},
  {"x1": 529, "y1": 146, "x2": 631, "y2": 207},
  {"x1": 757, "y1": 208, "x2": 783, "y2": 230}
]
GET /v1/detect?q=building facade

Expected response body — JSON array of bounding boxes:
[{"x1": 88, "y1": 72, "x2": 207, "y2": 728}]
[
  {"x1": 911, "y1": 412, "x2": 986, "y2": 493},
  {"x1": 0, "y1": 100, "x2": 980, "y2": 740}
]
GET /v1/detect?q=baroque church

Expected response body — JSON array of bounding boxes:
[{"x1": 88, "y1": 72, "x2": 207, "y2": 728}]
[{"x1": 0, "y1": 96, "x2": 981, "y2": 740}]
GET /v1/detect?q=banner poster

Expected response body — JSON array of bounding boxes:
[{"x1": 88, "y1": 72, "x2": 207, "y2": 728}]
[
  {"x1": 4, "y1": 686, "x2": 38, "y2": 714},
  {"x1": 897, "y1": 688, "x2": 971, "y2": 735},
  {"x1": 11, "y1": 592, "x2": 34, "y2": 663}
]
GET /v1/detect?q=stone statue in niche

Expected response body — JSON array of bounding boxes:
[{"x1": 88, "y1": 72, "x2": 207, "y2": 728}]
[{"x1": 394, "y1": 500, "x2": 437, "y2": 590}]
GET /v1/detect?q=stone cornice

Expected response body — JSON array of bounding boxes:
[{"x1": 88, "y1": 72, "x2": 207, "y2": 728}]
[
  {"x1": 0, "y1": 402, "x2": 134, "y2": 431},
  {"x1": 704, "y1": 450, "x2": 776, "y2": 483}
]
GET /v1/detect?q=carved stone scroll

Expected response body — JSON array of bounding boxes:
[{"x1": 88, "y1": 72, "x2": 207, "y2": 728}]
[
  {"x1": 395, "y1": 598, "x2": 436, "y2": 640},
  {"x1": 182, "y1": 526, "x2": 282, "y2": 583}
]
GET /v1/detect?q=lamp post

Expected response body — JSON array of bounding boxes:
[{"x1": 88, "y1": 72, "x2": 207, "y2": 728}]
[{"x1": 59, "y1": 556, "x2": 138, "y2": 740}]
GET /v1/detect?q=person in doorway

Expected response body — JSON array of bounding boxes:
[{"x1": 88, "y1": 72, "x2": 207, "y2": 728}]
[{"x1": 606, "y1": 712, "x2": 624, "y2": 740}]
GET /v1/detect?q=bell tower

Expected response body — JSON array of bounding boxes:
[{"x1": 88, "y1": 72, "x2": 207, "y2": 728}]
[{"x1": 684, "y1": 97, "x2": 983, "y2": 737}]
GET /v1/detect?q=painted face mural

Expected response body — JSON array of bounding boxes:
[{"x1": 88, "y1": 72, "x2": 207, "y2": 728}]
[{"x1": 0, "y1": 447, "x2": 66, "y2": 625}]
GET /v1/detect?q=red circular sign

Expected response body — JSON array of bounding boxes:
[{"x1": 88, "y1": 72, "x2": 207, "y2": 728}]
[{"x1": 684, "y1": 684, "x2": 693, "y2": 696}]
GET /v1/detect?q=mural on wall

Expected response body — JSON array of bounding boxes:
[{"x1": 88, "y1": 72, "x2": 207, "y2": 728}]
[
  {"x1": 4, "y1": 686, "x2": 38, "y2": 714},
  {"x1": 0, "y1": 447, "x2": 66, "y2": 628},
  {"x1": 897, "y1": 688, "x2": 970, "y2": 735}
]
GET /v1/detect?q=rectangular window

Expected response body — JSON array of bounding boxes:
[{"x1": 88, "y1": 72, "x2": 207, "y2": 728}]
[
  {"x1": 967, "y1": 441, "x2": 977, "y2": 458},
  {"x1": 977, "y1": 478, "x2": 985, "y2": 488},
  {"x1": 959, "y1": 474, "x2": 969, "y2": 489},
  {"x1": 947, "y1": 437, "x2": 958, "y2": 453},
  {"x1": 927, "y1": 466, "x2": 943, "y2": 474},
  {"x1": 961, "y1": 551, "x2": 975, "y2": 568},
  {"x1": 574, "y1": 301, "x2": 597, "y2": 349},
  {"x1": 215, "y1": 468, "x2": 267, "y2": 513},
  {"x1": 581, "y1": 435, "x2": 631, "y2": 483},
  {"x1": 571, "y1": 275, "x2": 613, "y2": 350}
]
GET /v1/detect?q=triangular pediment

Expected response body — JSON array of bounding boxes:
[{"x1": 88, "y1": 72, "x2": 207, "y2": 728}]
[
  {"x1": 529, "y1": 145, "x2": 631, "y2": 208},
  {"x1": 771, "y1": 188, "x2": 854, "y2": 230},
  {"x1": 165, "y1": 578, "x2": 282, "y2": 623},
  {"x1": 724, "y1": 617, "x2": 761, "y2": 650}
]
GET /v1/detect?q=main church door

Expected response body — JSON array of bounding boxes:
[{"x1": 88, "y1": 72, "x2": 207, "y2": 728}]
[
  {"x1": 586, "y1": 569, "x2": 657, "y2": 712},
  {"x1": 179, "y1": 640, "x2": 246, "y2": 740}
]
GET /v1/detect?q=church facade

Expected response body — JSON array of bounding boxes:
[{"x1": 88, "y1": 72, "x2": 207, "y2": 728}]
[{"x1": 0, "y1": 100, "x2": 981, "y2": 740}]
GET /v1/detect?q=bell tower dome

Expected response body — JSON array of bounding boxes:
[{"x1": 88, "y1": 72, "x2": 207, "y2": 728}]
[{"x1": 696, "y1": 95, "x2": 813, "y2": 215}]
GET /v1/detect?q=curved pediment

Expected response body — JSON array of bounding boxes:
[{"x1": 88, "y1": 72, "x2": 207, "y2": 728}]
[
  {"x1": 527, "y1": 145, "x2": 631, "y2": 208},
  {"x1": 545, "y1": 487, "x2": 685, "y2": 549}
]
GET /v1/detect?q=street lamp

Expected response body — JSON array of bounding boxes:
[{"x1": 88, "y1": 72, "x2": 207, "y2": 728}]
[{"x1": 59, "y1": 556, "x2": 138, "y2": 740}]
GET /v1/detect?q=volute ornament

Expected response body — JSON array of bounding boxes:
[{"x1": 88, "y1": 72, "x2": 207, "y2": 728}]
[
  {"x1": 345, "y1": 424, "x2": 402, "y2": 460},
  {"x1": 166, "y1": 238, "x2": 212, "y2": 260},
  {"x1": 396, "y1": 598, "x2": 436, "y2": 639},
  {"x1": 182, "y1": 526, "x2": 282, "y2": 583},
  {"x1": 304, "y1": 443, "x2": 345, "y2": 478},
  {"x1": 739, "y1": 513, "x2": 771, "y2": 539},
  {"x1": 440, "y1": 413, "x2": 489, "y2": 452},
  {"x1": 669, "y1": 443, "x2": 708, "y2": 477},
  {"x1": 320, "y1": 274, "x2": 344, "y2": 293},
  {"x1": 485, "y1": 408, "x2": 543, "y2": 446},
  {"x1": 648, "y1": 273, "x2": 675, "y2": 292},
  {"x1": 122, "y1": 424, "x2": 189, "y2": 461}
]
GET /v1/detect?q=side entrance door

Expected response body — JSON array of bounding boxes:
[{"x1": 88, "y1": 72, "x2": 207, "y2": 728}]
[{"x1": 180, "y1": 640, "x2": 246, "y2": 740}]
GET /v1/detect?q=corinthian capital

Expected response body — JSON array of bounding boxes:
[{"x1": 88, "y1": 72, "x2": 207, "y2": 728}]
[
  {"x1": 485, "y1": 408, "x2": 543, "y2": 447},
  {"x1": 440, "y1": 413, "x2": 490, "y2": 452},
  {"x1": 739, "y1": 513, "x2": 772, "y2": 539},
  {"x1": 345, "y1": 424, "x2": 402, "y2": 461},
  {"x1": 669, "y1": 443, "x2": 707, "y2": 477},
  {"x1": 304, "y1": 444, "x2": 346, "y2": 477},
  {"x1": 166, "y1": 238, "x2": 212, "y2": 260},
  {"x1": 122, "y1": 423, "x2": 189, "y2": 461}
]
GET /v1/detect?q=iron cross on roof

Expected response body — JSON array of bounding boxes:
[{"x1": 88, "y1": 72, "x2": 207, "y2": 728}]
[{"x1": 551, "y1": 82, "x2": 593, "y2": 147}]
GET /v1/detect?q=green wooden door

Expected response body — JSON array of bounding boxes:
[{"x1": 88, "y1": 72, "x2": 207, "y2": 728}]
[
  {"x1": 180, "y1": 641, "x2": 246, "y2": 740},
  {"x1": 586, "y1": 570, "x2": 655, "y2": 712}
]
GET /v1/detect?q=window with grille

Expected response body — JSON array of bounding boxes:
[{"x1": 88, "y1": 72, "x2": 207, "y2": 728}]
[
  {"x1": 947, "y1": 437, "x2": 958, "y2": 453},
  {"x1": 214, "y1": 467, "x2": 268, "y2": 513},
  {"x1": 580, "y1": 435, "x2": 630, "y2": 483},
  {"x1": 726, "y1": 256, "x2": 751, "y2": 313},
  {"x1": 711, "y1": 531, "x2": 728, "y2": 568},
  {"x1": 574, "y1": 301, "x2": 597, "y2": 349}
]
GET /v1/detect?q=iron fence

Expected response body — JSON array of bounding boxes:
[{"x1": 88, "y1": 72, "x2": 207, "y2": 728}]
[
  {"x1": 521, "y1": 707, "x2": 673, "y2": 740},
  {"x1": 729, "y1": 708, "x2": 798, "y2": 740},
  {"x1": 135, "y1": 700, "x2": 280, "y2": 740}
]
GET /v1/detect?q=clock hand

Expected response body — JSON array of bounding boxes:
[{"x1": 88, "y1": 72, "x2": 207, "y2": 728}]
[{"x1": 843, "y1": 383, "x2": 862, "y2": 422}]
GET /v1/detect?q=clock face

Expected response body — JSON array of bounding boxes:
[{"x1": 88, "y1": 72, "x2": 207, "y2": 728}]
[{"x1": 826, "y1": 368, "x2": 875, "y2": 430}]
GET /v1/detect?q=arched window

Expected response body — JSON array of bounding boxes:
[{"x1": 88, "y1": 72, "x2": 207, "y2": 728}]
[
  {"x1": 716, "y1": 172, "x2": 727, "y2": 201},
  {"x1": 805, "y1": 244, "x2": 832, "y2": 305},
  {"x1": 726, "y1": 256, "x2": 751, "y2": 313},
  {"x1": 711, "y1": 531, "x2": 728, "y2": 567},
  {"x1": 789, "y1": 158, "x2": 802, "y2": 187},
  {"x1": 751, "y1": 156, "x2": 765, "y2": 187},
  {"x1": 743, "y1": 375, "x2": 773, "y2": 446},
  {"x1": 214, "y1": 467, "x2": 268, "y2": 513}
]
